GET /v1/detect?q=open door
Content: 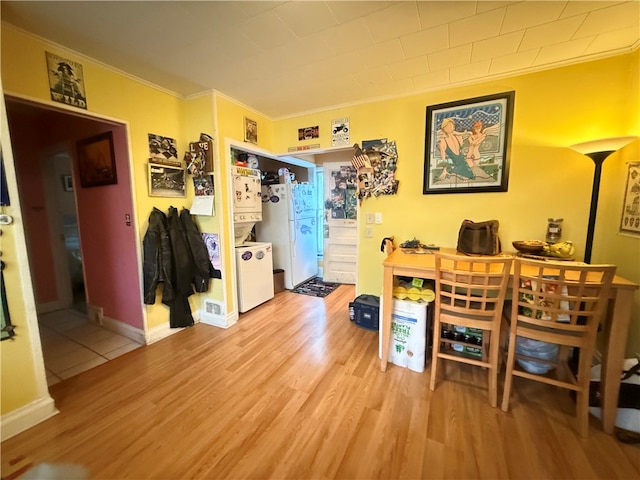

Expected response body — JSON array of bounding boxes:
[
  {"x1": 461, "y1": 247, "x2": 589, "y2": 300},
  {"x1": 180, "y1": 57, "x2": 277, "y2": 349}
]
[{"x1": 322, "y1": 161, "x2": 357, "y2": 284}]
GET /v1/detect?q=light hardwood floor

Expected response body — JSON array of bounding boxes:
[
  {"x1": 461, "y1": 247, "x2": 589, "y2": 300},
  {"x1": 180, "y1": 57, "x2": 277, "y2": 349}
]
[{"x1": 2, "y1": 284, "x2": 638, "y2": 479}]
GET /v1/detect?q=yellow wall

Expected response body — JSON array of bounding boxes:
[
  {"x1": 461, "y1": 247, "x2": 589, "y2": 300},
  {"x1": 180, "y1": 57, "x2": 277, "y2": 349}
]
[
  {"x1": 275, "y1": 52, "x2": 640, "y2": 356},
  {"x1": 0, "y1": 25, "x2": 225, "y2": 417},
  {"x1": 2, "y1": 20, "x2": 639, "y2": 429}
]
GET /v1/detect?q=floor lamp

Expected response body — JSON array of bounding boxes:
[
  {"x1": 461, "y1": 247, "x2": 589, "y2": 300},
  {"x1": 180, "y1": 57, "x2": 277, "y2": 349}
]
[{"x1": 569, "y1": 136, "x2": 637, "y2": 264}]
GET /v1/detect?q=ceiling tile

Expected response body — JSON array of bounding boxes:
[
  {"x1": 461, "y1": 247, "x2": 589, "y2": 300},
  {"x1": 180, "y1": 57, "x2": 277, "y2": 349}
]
[
  {"x1": 363, "y1": 2, "x2": 421, "y2": 44},
  {"x1": 471, "y1": 30, "x2": 525, "y2": 62},
  {"x1": 416, "y1": 1, "x2": 477, "y2": 29},
  {"x1": 501, "y1": 1, "x2": 566, "y2": 34},
  {"x1": 519, "y1": 14, "x2": 586, "y2": 50},
  {"x1": 273, "y1": 1, "x2": 338, "y2": 37},
  {"x1": 574, "y1": 2, "x2": 640, "y2": 38},
  {"x1": 318, "y1": 18, "x2": 376, "y2": 55},
  {"x1": 476, "y1": 2, "x2": 520, "y2": 14},
  {"x1": 377, "y1": 78, "x2": 417, "y2": 96},
  {"x1": 353, "y1": 65, "x2": 394, "y2": 86},
  {"x1": 413, "y1": 69, "x2": 451, "y2": 90},
  {"x1": 450, "y1": 60, "x2": 492, "y2": 82},
  {"x1": 400, "y1": 24, "x2": 449, "y2": 59},
  {"x1": 428, "y1": 44, "x2": 473, "y2": 71},
  {"x1": 357, "y1": 39, "x2": 406, "y2": 68},
  {"x1": 560, "y1": 1, "x2": 625, "y2": 18},
  {"x1": 449, "y1": 7, "x2": 506, "y2": 47},
  {"x1": 489, "y1": 49, "x2": 540, "y2": 74},
  {"x1": 388, "y1": 56, "x2": 429, "y2": 81},
  {"x1": 297, "y1": 52, "x2": 364, "y2": 82},
  {"x1": 584, "y1": 26, "x2": 640, "y2": 54},
  {"x1": 325, "y1": 1, "x2": 389, "y2": 23},
  {"x1": 533, "y1": 37, "x2": 594, "y2": 66},
  {"x1": 241, "y1": 10, "x2": 297, "y2": 50}
]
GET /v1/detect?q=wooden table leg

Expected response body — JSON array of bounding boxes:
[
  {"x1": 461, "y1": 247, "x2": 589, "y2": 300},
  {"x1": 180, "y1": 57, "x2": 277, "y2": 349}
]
[
  {"x1": 600, "y1": 288, "x2": 634, "y2": 434},
  {"x1": 380, "y1": 264, "x2": 394, "y2": 372}
]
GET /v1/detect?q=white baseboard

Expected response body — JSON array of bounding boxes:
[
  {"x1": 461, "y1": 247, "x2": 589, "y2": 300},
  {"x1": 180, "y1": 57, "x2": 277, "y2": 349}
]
[
  {"x1": 199, "y1": 309, "x2": 238, "y2": 329},
  {"x1": 101, "y1": 315, "x2": 146, "y2": 345},
  {"x1": 144, "y1": 322, "x2": 188, "y2": 344},
  {"x1": 1, "y1": 396, "x2": 58, "y2": 441}
]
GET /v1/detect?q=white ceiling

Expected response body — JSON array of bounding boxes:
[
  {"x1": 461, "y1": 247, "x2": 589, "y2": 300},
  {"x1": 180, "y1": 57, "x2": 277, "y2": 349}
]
[{"x1": 2, "y1": 1, "x2": 638, "y2": 119}]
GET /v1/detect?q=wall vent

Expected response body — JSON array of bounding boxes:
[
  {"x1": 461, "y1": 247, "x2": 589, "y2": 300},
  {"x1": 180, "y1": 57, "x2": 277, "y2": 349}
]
[{"x1": 203, "y1": 299, "x2": 224, "y2": 316}]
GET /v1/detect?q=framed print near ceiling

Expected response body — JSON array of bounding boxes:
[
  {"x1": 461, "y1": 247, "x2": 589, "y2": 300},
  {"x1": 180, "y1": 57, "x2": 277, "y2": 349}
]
[{"x1": 423, "y1": 91, "x2": 514, "y2": 194}]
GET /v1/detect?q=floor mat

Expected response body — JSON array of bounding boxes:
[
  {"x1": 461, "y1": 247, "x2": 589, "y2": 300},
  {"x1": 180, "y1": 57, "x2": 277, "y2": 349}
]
[{"x1": 291, "y1": 277, "x2": 340, "y2": 298}]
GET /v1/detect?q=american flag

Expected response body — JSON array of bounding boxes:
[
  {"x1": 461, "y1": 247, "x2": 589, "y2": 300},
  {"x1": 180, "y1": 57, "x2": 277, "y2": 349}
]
[{"x1": 352, "y1": 143, "x2": 369, "y2": 170}]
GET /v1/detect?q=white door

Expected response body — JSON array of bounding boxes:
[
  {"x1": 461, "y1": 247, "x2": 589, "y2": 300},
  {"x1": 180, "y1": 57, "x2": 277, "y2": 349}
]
[
  {"x1": 322, "y1": 162, "x2": 357, "y2": 284},
  {"x1": 37, "y1": 151, "x2": 76, "y2": 312}
]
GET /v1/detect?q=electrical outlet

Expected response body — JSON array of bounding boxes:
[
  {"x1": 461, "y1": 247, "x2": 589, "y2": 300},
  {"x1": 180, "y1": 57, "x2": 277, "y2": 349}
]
[
  {"x1": 365, "y1": 226, "x2": 374, "y2": 238},
  {"x1": 375, "y1": 212, "x2": 382, "y2": 224},
  {"x1": 366, "y1": 213, "x2": 374, "y2": 224}
]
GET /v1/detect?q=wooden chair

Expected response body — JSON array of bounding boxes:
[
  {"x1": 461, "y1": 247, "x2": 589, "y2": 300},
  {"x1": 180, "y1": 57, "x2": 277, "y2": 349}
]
[
  {"x1": 501, "y1": 258, "x2": 616, "y2": 437},
  {"x1": 429, "y1": 252, "x2": 513, "y2": 407}
]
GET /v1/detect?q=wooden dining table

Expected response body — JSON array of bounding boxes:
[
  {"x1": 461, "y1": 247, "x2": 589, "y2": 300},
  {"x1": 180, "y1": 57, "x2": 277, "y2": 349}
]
[{"x1": 380, "y1": 247, "x2": 639, "y2": 435}]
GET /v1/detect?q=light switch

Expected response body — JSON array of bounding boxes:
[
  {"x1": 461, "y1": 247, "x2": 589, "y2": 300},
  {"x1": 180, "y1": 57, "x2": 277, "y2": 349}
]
[
  {"x1": 365, "y1": 226, "x2": 374, "y2": 238},
  {"x1": 366, "y1": 213, "x2": 374, "y2": 224},
  {"x1": 375, "y1": 212, "x2": 382, "y2": 224}
]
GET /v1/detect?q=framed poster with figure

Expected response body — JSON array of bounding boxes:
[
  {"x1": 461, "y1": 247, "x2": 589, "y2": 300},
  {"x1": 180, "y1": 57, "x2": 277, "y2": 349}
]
[
  {"x1": 423, "y1": 91, "x2": 514, "y2": 194},
  {"x1": 77, "y1": 131, "x2": 117, "y2": 188}
]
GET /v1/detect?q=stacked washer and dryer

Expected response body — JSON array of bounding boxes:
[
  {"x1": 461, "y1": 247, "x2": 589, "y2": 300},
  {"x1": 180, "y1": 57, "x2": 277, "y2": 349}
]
[{"x1": 232, "y1": 164, "x2": 274, "y2": 313}]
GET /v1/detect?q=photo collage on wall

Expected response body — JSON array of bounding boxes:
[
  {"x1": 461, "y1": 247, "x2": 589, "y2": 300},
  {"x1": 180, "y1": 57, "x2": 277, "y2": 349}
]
[
  {"x1": 351, "y1": 138, "x2": 399, "y2": 200},
  {"x1": 185, "y1": 133, "x2": 215, "y2": 216}
]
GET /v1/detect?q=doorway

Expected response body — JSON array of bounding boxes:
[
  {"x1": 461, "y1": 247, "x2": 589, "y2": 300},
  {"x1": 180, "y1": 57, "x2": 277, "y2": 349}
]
[
  {"x1": 5, "y1": 96, "x2": 144, "y2": 384},
  {"x1": 41, "y1": 149, "x2": 85, "y2": 314},
  {"x1": 321, "y1": 161, "x2": 358, "y2": 284}
]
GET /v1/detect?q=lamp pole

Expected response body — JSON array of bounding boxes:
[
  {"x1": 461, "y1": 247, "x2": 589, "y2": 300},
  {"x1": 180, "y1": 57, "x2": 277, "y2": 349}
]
[{"x1": 583, "y1": 150, "x2": 613, "y2": 264}]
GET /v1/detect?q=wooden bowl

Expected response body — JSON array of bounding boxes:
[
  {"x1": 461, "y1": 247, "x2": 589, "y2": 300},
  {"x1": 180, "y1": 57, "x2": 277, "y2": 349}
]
[{"x1": 512, "y1": 240, "x2": 546, "y2": 254}]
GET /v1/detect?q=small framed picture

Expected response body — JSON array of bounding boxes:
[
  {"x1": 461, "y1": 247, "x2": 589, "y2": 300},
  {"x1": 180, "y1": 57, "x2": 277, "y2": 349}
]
[
  {"x1": 62, "y1": 175, "x2": 73, "y2": 192},
  {"x1": 77, "y1": 131, "x2": 117, "y2": 188},
  {"x1": 148, "y1": 164, "x2": 186, "y2": 197},
  {"x1": 244, "y1": 117, "x2": 257, "y2": 144}
]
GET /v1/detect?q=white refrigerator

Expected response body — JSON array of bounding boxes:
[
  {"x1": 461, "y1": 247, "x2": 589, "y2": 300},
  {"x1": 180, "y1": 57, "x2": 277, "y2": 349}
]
[{"x1": 256, "y1": 183, "x2": 318, "y2": 289}]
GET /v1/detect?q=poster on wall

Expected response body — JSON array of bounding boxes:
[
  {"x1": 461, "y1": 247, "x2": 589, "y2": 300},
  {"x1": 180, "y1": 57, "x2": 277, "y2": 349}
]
[
  {"x1": 45, "y1": 52, "x2": 87, "y2": 109},
  {"x1": 148, "y1": 134, "x2": 181, "y2": 167},
  {"x1": 619, "y1": 162, "x2": 640, "y2": 236},
  {"x1": 325, "y1": 166, "x2": 357, "y2": 220},
  {"x1": 331, "y1": 118, "x2": 350, "y2": 146},
  {"x1": 191, "y1": 174, "x2": 215, "y2": 216},
  {"x1": 148, "y1": 164, "x2": 186, "y2": 197},
  {"x1": 298, "y1": 126, "x2": 319, "y2": 141}
]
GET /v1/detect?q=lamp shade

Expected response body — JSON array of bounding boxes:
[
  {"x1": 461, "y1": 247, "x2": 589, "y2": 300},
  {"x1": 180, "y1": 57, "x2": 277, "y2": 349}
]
[{"x1": 570, "y1": 136, "x2": 637, "y2": 156}]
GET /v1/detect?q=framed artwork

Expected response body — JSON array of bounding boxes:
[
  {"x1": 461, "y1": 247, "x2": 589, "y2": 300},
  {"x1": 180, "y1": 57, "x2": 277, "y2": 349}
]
[
  {"x1": 619, "y1": 162, "x2": 640, "y2": 236},
  {"x1": 244, "y1": 117, "x2": 257, "y2": 144},
  {"x1": 45, "y1": 51, "x2": 87, "y2": 109},
  {"x1": 77, "y1": 131, "x2": 117, "y2": 188},
  {"x1": 423, "y1": 91, "x2": 514, "y2": 194},
  {"x1": 148, "y1": 164, "x2": 186, "y2": 197}
]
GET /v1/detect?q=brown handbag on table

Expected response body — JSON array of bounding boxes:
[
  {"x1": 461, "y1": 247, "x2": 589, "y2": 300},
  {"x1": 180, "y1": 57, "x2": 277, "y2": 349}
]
[{"x1": 456, "y1": 219, "x2": 502, "y2": 255}]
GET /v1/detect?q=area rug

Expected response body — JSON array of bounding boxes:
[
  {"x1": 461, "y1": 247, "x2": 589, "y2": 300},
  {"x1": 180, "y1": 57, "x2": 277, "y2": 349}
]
[{"x1": 292, "y1": 277, "x2": 340, "y2": 298}]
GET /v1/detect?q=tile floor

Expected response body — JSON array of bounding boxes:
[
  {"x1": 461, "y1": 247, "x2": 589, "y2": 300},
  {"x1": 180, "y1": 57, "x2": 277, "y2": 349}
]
[{"x1": 39, "y1": 309, "x2": 142, "y2": 386}]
